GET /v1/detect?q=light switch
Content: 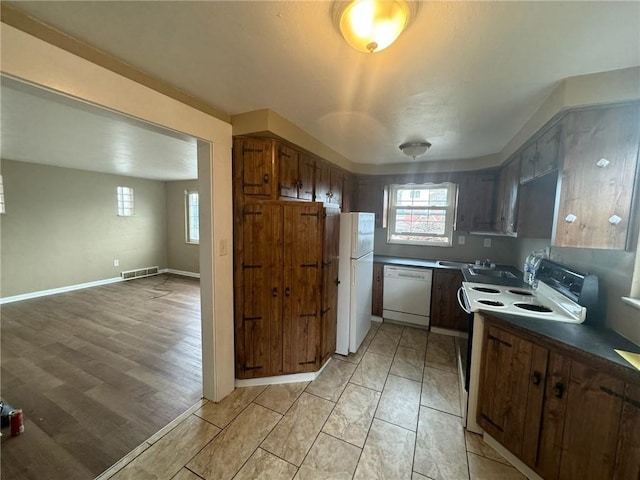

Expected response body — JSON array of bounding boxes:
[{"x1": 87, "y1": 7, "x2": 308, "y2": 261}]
[
  {"x1": 219, "y1": 239, "x2": 229, "y2": 256},
  {"x1": 484, "y1": 238, "x2": 492, "y2": 248},
  {"x1": 458, "y1": 235, "x2": 466, "y2": 245}
]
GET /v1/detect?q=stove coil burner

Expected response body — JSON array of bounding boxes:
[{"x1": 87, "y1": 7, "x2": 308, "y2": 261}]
[
  {"x1": 471, "y1": 287, "x2": 500, "y2": 294},
  {"x1": 514, "y1": 303, "x2": 553, "y2": 313},
  {"x1": 507, "y1": 289, "x2": 533, "y2": 296},
  {"x1": 477, "y1": 299, "x2": 505, "y2": 307}
]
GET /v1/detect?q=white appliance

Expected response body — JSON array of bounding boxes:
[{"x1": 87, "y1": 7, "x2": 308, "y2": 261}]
[
  {"x1": 336, "y1": 212, "x2": 375, "y2": 355},
  {"x1": 458, "y1": 259, "x2": 598, "y2": 433},
  {"x1": 382, "y1": 266, "x2": 432, "y2": 327}
]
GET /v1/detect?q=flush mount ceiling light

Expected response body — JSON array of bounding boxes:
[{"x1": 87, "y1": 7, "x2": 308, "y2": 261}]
[
  {"x1": 333, "y1": 0, "x2": 415, "y2": 53},
  {"x1": 399, "y1": 141, "x2": 432, "y2": 160}
]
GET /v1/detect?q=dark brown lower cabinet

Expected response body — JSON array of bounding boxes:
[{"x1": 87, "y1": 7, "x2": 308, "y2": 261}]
[
  {"x1": 478, "y1": 318, "x2": 640, "y2": 480},
  {"x1": 372, "y1": 263, "x2": 384, "y2": 317},
  {"x1": 431, "y1": 269, "x2": 469, "y2": 332}
]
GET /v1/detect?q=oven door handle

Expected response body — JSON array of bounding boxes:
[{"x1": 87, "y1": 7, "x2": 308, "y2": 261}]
[{"x1": 457, "y1": 286, "x2": 472, "y2": 314}]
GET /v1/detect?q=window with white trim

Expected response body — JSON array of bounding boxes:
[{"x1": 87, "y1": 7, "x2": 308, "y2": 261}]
[
  {"x1": 186, "y1": 191, "x2": 199, "y2": 244},
  {"x1": 116, "y1": 186, "x2": 134, "y2": 216},
  {"x1": 387, "y1": 183, "x2": 457, "y2": 246}
]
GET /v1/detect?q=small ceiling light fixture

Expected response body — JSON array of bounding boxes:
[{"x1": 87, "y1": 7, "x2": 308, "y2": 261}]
[
  {"x1": 399, "y1": 141, "x2": 432, "y2": 160},
  {"x1": 333, "y1": 0, "x2": 415, "y2": 53}
]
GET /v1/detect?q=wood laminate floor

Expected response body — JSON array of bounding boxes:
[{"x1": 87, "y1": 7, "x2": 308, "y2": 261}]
[{"x1": 0, "y1": 274, "x2": 203, "y2": 480}]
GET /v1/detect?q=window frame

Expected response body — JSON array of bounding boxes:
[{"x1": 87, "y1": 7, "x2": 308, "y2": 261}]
[
  {"x1": 116, "y1": 186, "x2": 134, "y2": 217},
  {"x1": 185, "y1": 190, "x2": 200, "y2": 245},
  {"x1": 386, "y1": 182, "x2": 457, "y2": 247}
]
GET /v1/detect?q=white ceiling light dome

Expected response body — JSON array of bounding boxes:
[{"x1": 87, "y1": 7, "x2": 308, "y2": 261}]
[{"x1": 399, "y1": 141, "x2": 432, "y2": 160}]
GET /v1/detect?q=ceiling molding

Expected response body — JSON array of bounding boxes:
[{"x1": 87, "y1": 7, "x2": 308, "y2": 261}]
[{"x1": 0, "y1": 3, "x2": 231, "y2": 124}]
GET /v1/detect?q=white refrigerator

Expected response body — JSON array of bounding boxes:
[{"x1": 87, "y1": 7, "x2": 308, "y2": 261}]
[{"x1": 336, "y1": 212, "x2": 375, "y2": 355}]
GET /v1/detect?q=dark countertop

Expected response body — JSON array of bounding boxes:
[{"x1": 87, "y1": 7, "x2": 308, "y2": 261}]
[
  {"x1": 373, "y1": 255, "x2": 527, "y2": 287},
  {"x1": 373, "y1": 255, "x2": 469, "y2": 270},
  {"x1": 482, "y1": 311, "x2": 640, "y2": 385},
  {"x1": 374, "y1": 255, "x2": 446, "y2": 269},
  {"x1": 372, "y1": 254, "x2": 639, "y2": 383}
]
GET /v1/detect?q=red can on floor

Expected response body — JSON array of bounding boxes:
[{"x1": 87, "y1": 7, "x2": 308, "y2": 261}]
[{"x1": 10, "y1": 409, "x2": 24, "y2": 436}]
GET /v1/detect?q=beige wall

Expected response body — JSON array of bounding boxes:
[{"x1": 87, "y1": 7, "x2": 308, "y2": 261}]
[
  {"x1": 166, "y1": 179, "x2": 199, "y2": 274},
  {"x1": 1, "y1": 159, "x2": 168, "y2": 297}
]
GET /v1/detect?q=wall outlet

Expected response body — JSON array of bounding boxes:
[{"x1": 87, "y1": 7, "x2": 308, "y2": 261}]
[
  {"x1": 483, "y1": 238, "x2": 492, "y2": 248},
  {"x1": 458, "y1": 235, "x2": 466, "y2": 245},
  {"x1": 113, "y1": 259, "x2": 120, "y2": 267}
]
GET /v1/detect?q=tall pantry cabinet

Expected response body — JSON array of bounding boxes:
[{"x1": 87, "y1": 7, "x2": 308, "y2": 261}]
[{"x1": 232, "y1": 137, "x2": 344, "y2": 379}]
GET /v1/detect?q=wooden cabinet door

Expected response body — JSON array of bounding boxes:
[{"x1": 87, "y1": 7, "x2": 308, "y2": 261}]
[
  {"x1": 315, "y1": 161, "x2": 331, "y2": 203},
  {"x1": 533, "y1": 351, "x2": 571, "y2": 479},
  {"x1": 342, "y1": 173, "x2": 353, "y2": 212},
  {"x1": 456, "y1": 172, "x2": 497, "y2": 231},
  {"x1": 283, "y1": 203, "x2": 322, "y2": 373},
  {"x1": 431, "y1": 269, "x2": 468, "y2": 331},
  {"x1": 237, "y1": 138, "x2": 274, "y2": 197},
  {"x1": 321, "y1": 261, "x2": 339, "y2": 362},
  {"x1": 277, "y1": 143, "x2": 300, "y2": 200},
  {"x1": 330, "y1": 167, "x2": 344, "y2": 207},
  {"x1": 520, "y1": 142, "x2": 537, "y2": 184},
  {"x1": 558, "y1": 361, "x2": 625, "y2": 480},
  {"x1": 478, "y1": 326, "x2": 542, "y2": 457},
  {"x1": 554, "y1": 104, "x2": 640, "y2": 249},
  {"x1": 321, "y1": 208, "x2": 341, "y2": 362},
  {"x1": 355, "y1": 176, "x2": 386, "y2": 227},
  {"x1": 503, "y1": 159, "x2": 520, "y2": 235},
  {"x1": 298, "y1": 153, "x2": 315, "y2": 201},
  {"x1": 613, "y1": 383, "x2": 640, "y2": 480},
  {"x1": 535, "y1": 122, "x2": 561, "y2": 177},
  {"x1": 239, "y1": 203, "x2": 283, "y2": 377},
  {"x1": 372, "y1": 263, "x2": 384, "y2": 316}
]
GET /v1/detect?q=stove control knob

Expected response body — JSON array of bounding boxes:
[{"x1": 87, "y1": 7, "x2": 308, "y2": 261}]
[{"x1": 565, "y1": 214, "x2": 578, "y2": 223}]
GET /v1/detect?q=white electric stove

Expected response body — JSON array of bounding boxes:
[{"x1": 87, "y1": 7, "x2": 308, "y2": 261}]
[
  {"x1": 460, "y1": 281, "x2": 586, "y2": 323},
  {"x1": 460, "y1": 259, "x2": 599, "y2": 434}
]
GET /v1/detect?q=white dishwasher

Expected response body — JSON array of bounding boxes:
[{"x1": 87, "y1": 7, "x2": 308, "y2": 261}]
[{"x1": 382, "y1": 265, "x2": 432, "y2": 327}]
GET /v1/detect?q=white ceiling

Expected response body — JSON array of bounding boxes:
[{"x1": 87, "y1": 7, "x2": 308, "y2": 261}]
[
  {"x1": 1, "y1": 77, "x2": 198, "y2": 181},
  {"x1": 2, "y1": 1, "x2": 640, "y2": 175}
]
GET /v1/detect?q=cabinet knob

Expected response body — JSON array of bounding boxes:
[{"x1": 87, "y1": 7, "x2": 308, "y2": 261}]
[
  {"x1": 285, "y1": 287, "x2": 291, "y2": 297},
  {"x1": 565, "y1": 214, "x2": 577, "y2": 223},
  {"x1": 553, "y1": 382, "x2": 564, "y2": 399},
  {"x1": 531, "y1": 371, "x2": 542, "y2": 385},
  {"x1": 608, "y1": 215, "x2": 622, "y2": 225},
  {"x1": 272, "y1": 288, "x2": 278, "y2": 297},
  {"x1": 263, "y1": 173, "x2": 270, "y2": 184},
  {"x1": 596, "y1": 158, "x2": 610, "y2": 168}
]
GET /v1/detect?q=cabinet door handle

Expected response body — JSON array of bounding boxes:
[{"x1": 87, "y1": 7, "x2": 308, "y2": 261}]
[
  {"x1": 285, "y1": 287, "x2": 291, "y2": 297},
  {"x1": 263, "y1": 173, "x2": 270, "y2": 184},
  {"x1": 553, "y1": 382, "x2": 564, "y2": 399},
  {"x1": 531, "y1": 371, "x2": 542, "y2": 385},
  {"x1": 272, "y1": 288, "x2": 278, "y2": 297}
]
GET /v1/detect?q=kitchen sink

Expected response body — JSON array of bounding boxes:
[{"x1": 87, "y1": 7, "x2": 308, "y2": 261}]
[
  {"x1": 437, "y1": 260, "x2": 472, "y2": 268},
  {"x1": 468, "y1": 267, "x2": 517, "y2": 279}
]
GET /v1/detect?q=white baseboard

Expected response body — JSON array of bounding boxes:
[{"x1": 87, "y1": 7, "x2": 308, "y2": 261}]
[
  {"x1": 166, "y1": 269, "x2": 200, "y2": 278},
  {"x1": 0, "y1": 276, "x2": 123, "y2": 305},
  {"x1": 235, "y1": 358, "x2": 332, "y2": 387},
  {"x1": 483, "y1": 432, "x2": 544, "y2": 480}
]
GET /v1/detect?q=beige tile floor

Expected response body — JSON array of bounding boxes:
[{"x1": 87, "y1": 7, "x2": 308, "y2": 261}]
[{"x1": 100, "y1": 322, "x2": 526, "y2": 480}]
